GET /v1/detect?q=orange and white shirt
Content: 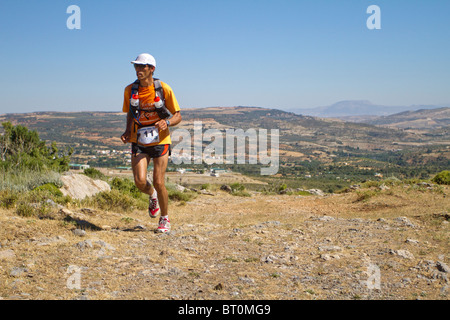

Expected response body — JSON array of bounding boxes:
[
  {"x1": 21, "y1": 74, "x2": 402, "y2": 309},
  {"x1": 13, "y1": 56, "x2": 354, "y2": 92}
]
[{"x1": 122, "y1": 81, "x2": 180, "y2": 146}]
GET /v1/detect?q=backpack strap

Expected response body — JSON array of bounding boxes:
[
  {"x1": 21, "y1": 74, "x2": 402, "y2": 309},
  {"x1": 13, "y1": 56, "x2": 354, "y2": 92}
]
[
  {"x1": 153, "y1": 79, "x2": 165, "y2": 103},
  {"x1": 153, "y1": 79, "x2": 173, "y2": 120},
  {"x1": 129, "y1": 80, "x2": 142, "y2": 126}
]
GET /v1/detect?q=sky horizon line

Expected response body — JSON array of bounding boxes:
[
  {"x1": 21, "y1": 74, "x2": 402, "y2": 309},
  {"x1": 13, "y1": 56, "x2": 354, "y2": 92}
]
[{"x1": 1, "y1": 100, "x2": 449, "y2": 116}]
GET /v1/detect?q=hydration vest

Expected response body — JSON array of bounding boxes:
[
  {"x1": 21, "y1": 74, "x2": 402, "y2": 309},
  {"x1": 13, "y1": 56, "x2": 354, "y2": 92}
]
[{"x1": 129, "y1": 78, "x2": 172, "y2": 127}]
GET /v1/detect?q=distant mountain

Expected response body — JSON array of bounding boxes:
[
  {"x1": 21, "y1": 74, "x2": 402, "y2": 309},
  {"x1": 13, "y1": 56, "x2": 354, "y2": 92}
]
[
  {"x1": 363, "y1": 107, "x2": 450, "y2": 131},
  {"x1": 289, "y1": 100, "x2": 443, "y2": 118}
]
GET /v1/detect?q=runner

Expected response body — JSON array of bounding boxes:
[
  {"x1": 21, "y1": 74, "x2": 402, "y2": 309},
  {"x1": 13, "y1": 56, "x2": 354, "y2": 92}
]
[{"x1": 121, "y1": 53, "x2": 182, "y2": 233}]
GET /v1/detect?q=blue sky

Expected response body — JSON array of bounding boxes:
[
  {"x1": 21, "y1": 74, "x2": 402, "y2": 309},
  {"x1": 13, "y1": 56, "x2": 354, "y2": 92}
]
[{"x1": 0, "y1": 0, "x2": 449, "y2": 114}]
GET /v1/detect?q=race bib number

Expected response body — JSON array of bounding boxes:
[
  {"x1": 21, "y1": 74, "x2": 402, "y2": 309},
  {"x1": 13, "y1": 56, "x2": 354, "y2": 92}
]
[{"x1": 137, "y1": 126, "x2": 159, "y2": 146}]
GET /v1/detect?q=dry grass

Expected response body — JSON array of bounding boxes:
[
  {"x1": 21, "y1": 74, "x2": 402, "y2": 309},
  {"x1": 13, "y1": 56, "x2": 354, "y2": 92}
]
[{"x1": 0, "y1": 184, "x2": 448, "y2": 300}]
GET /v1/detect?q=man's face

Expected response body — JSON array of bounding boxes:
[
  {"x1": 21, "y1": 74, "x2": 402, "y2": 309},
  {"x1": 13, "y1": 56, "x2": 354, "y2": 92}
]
[{"x1": 134, "y1": 64, "x2": 154, "y2": 80}]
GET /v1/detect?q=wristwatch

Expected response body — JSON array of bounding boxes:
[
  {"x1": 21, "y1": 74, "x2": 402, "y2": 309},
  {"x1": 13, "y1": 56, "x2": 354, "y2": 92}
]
[{"x1": 165, "y1": 120, "x2": 170, "y2": 127}]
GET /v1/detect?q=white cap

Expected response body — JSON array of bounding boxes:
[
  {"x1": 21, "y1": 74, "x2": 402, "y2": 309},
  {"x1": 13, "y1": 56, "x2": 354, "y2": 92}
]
[{"x1": 131, "y1": 53, "x2": 156, "y2": 67}]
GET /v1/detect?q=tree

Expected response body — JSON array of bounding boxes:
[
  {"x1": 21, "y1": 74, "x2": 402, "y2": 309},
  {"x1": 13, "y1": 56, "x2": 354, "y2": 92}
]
[{"x1": 0, "y1": 122, "x2": 72, "y2": 172}]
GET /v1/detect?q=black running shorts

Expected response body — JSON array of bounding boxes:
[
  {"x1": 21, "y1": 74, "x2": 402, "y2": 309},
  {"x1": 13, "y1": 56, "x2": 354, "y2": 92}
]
[{"x1": 132, "y1": 143, "x2": 171, "y2": 158}]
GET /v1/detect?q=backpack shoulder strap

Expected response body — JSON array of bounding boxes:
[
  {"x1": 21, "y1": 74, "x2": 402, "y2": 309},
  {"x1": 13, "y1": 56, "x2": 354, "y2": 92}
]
[
  {"x1": 153, "y1": 78, "x2": 165, "y2": 102},
  {"x1": 131, "y1": 79, "x2": 140, "y2": 95},
  {"x1": 129, "y1": 80, "x2": 142, "y2": 125}
]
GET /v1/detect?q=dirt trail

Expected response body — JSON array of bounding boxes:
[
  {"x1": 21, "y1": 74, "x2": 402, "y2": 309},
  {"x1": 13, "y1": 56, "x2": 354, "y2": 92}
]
[{"x1": 0, "y1": 186, "x2": 449, "y2": 300}]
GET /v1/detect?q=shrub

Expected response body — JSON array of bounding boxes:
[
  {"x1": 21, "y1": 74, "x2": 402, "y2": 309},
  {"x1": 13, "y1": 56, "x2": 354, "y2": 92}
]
[
  {"x1": 0, "y1": 169, "x2": 62, "y2": 192},
  {"x1": 0, "y1": 122, "x2": 72, "y2": 172},
  {"x1": 28, "y1": 183, "x2": 72, "y2": 206},
  {"x1": 32, "y1": 183, "x2": 63, "y2": 197},
  {"x1": 230, "y1": 182, "x2": 245, "y2": 192},
  {"x1": 229, "y1": 182, "x2": 251, "y2": 197},
  {"x1": 83, "y1": 167, "x2": 105, "y2": 180},
  {"x1": 432, "y1": 170, "x2": 450, "y2": 185},
  {"x1": 0, "y1": 190, "x2": 18, "y2": 209},
  {"x1": 355, "y1": 189, "x2": 379, "y2": 202},
  {"x1": 201, "y1": 183, "x2": 210, "y2": 190},
  {"x1": 85, "y1": 189, "x2": 140, "y2": 212},
  {"x1": 16, "y1": 202, "x2": 37, "y2": 217},
  {"x1": 110, "y1": 177, "x2": 141, "y2": 199},
  {"x1": 168, "y1": 189, "x2": 193, "y2": 202}
]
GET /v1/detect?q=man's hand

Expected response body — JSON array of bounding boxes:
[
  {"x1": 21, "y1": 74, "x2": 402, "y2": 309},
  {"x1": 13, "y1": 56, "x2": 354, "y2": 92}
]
[
  {"x1": 121, "y1": 130, "x2": 131, "y2": 144},
  {"x1": 154, "y1": 119, "x2": 168, "y2": 131}
]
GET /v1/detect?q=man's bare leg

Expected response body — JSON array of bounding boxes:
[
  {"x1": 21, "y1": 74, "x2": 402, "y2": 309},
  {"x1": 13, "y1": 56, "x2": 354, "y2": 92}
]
[
  {"x1": 132, "y1": 153, "x2": 154, "y2": 196},
  {"x1": 152, "y1": 152, "x2": 169, "y2": 217}
]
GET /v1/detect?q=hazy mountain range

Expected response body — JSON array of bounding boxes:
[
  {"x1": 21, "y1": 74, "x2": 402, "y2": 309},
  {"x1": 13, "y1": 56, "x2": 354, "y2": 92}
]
[{"x1": 288, "y1": 100, "x2": 448, "y2": 118}]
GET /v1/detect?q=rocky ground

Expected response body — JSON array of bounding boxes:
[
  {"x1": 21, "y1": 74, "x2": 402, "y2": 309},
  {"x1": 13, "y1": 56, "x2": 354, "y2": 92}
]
[{"x1": 0, "y1": 184, "x2": 449, "y2": 300}]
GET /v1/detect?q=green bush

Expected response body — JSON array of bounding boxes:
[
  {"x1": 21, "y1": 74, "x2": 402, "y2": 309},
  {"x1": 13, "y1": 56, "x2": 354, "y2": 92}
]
[
  {"x1": 15, "y1": 201, "x2": 54, "y2": 219},
  {"x1": 28, "y1": 183, "x2": 72, "y2": 206},
  {"x1": 32, "y1": 183, "x2": 63, "y2": 197},
  {"x1": 230, "y1": 182, "x2": 251, "y2": 197},
  {"x1": 0, "y1": 122, "x2": 72, "y2": 172},
  {"x1": 432, "y1": 170, "x2": 450, "y2": 185},
  {"x1": 0, "y1": 190, "x2": 18, "y2": 209},
  {"x1": 110, "y1": 177, "x2": 142, "y2": 199},
  {"x1": 168, "y1": 189, "x2": 193, "y2": 202},
  {"x1": 16, "y1": 202, "x2": 37, "y2": 217},
  {"x1": 83, "y1": 167, "x2": 105, "y2": 180},
  {"x1": 85, "y1": 189, "x2": 141, "y2": 212},
  {"x1": 230, "y1": 182, "x2": 245, "y2": 191},
  {"x1": 200, "y1": 183, "x2": 210, "y2": 190}
]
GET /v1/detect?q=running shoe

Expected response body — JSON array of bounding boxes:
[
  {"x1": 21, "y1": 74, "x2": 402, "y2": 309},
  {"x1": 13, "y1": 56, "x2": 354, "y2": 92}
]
[
  {"x1": 157, "y1": 216, "x2": 170, "y2": 233},
  {"x1": 148, "y1": 195, "x2": 160, "y2": 218}
]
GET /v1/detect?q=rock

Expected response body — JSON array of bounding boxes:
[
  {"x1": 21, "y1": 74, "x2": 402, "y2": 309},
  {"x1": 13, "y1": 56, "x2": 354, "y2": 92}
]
[
  {"x1": 320, "y1": 254, "x2": 340, "y2": 261},
  {"x1": 220, "y1": 185, "x2": 232, "y2": 193},
  {"x1": 45, "y1": 199, "x2": 63, "y2": 209},
  {"x1": 72, "y1": 229, "x2": 87, "y2": 237},
  {"x1": 95, "y1": 240, "x2": 115, "y2": 251},
  {"x1": 317, "y1": 216, "x2": 335, "y2": 222},
  {"x1": 10, "y1": 267, "x2": 27, "y2": 277},
  {"x1": 238, "y1": 276, "x2": 255, "y2": 284},
  {"x1": 394, "y1": 217, "x2": 416, "y2": 228},
  {"x1": 307, "y1": 189, "x2": 325, "y2": 196},
  {"x1": 75, "y1": 240, "x2": 93, "y2": 250},
  {"x1": 318, "y1": 245, "x2": 342, "y2": 252},
  {"x1": 59, "y1": 173, "x2": 111, "y2": 200},
  {"x1": 174, "y1": 184, "x2": 186, "y2": 192},
  {"x1": 0, "y1": 250, "x2": 16, "y2": 260},
  {"x1": 436, "y1": 261, "x2": 450, "y2": 273},
  {"x1": 390, "y1": 249, "x2": 414, "y2": 260},
  {"x1": 199, "y1": 189, "x2": 215, "y2": 196},
  {"x1": 379, "y1": 184, "x2": 390, "y2": 190},
  {"x1": 261, "y1": 255, "x2": 277, "y2": 263}
]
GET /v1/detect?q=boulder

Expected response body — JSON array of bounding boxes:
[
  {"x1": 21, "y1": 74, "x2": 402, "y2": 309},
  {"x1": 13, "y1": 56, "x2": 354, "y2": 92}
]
[{"x1": 59, "y1": 173, "x2": 110, "y2": 200}]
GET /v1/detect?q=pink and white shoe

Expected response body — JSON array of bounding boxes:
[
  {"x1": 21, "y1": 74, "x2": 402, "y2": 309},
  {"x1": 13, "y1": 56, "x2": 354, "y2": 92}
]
[
  {"x1": 157, "y1": 216, "x2": 171, "y2": 233},
  {"x1": 148, "y1": 196, "x2": 160, "y2": 218}
]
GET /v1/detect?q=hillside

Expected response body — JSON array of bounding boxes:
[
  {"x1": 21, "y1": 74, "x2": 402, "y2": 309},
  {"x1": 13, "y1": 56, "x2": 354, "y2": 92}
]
[
  {"x1": 0, "y1": 180, "x2": 448, "y2": 300},
  {"x1": 364, "y1": 107, "x2": 450, "y2": 131},
  {"x1": 1, "y1": 107, "x2": 449, "y2": 184},
  {"x1": 289, "y1": 100, "x2": 443, "y2": 118}
]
